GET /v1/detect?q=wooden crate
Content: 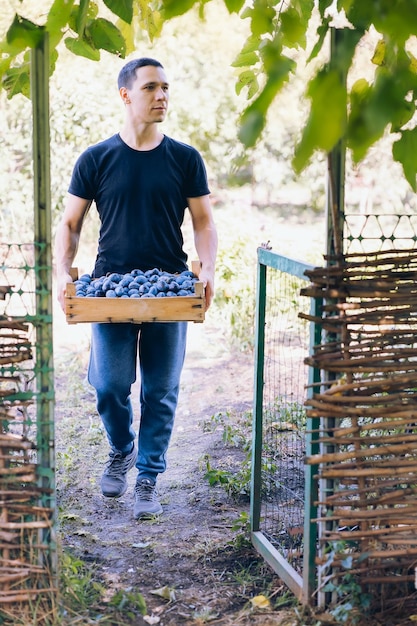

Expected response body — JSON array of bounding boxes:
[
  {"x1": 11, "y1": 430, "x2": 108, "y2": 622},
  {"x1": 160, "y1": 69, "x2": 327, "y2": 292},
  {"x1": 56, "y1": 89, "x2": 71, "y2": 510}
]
[{"x1": 65, "y1": 263, "x2": 205, "y2": 324}]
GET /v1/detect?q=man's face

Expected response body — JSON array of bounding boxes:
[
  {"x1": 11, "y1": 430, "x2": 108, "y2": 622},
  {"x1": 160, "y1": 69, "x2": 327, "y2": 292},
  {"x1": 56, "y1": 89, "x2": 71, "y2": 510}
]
[{"x1": 124, "y1": 65, "x2": 169, "y2": 124}]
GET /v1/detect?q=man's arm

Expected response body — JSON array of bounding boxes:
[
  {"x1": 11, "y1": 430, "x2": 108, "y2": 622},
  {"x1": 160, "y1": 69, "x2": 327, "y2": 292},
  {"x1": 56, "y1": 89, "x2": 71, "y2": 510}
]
[
  {"x1": 54, "y1": 193, "x2": 91, "y2": 311},
  {"x1": 187, "y1": 195, "x2": 218, "y2": 310}
]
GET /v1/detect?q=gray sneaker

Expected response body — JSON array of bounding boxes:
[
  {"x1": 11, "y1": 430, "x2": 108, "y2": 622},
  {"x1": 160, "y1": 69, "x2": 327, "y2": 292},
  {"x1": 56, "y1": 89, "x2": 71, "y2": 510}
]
[
  {"x1": 134, "y1": 478, "x2": 163, "y2": 519},
  {"x1": 100, "y1": 444, "x2": 137, "y2": 497}
]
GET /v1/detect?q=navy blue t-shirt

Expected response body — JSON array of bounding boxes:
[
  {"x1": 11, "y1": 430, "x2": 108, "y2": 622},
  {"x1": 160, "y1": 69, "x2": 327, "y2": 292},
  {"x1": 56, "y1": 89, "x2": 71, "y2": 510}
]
[{"x1": 68, "y1": 134, "x2": 210, "y2": 277}]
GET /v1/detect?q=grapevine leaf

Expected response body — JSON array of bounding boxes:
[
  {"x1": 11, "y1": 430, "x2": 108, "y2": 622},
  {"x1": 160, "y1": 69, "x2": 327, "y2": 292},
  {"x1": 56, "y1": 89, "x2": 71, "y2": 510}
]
[
  {"x1": 240, "y1": 34, "x2": 261, "y2": 55},
  {"x1": 88, "y1": 18, "x2": 126, "y2": 57},
  {"x1": 239, "y1": 55, "x2": 293, "y2": 146},
  {"x1": 393, "y1": 128, "x2": 417, "y2": 191},
  {"x1": 161, "y1": 0, "x2": 199, "y2": 19},
  {"x1": 371, "y1": 38, "x2": 385, "y2": 66},
  {"x1": 116, "y1": 18, "x2": 135, "y2": 55},
  {"x1": 64, "y1": 36, "x2": 100, "y2": 60},
  {"x1": 249, "y1": 4, "x2": 276, "y2": 36},
  {"x1": 136, "y1": 0, "x2": 163, "y2": 40},
  {"x1": 280, "y1": 7, "x2": 306, "y2": 49},
  {"x1": 373, "y1": 0, "x2": 417, "y2": 41},
  {"x1": 349, "y1": 69, "x2": 414, "y2": 161},
  {"x1": 390, "y1": 99, "x2": 415, "y2": 132},
  {"x1": 297, "y1": 0, "x2": 315, "y2": 22},
  {"x1": 0, "y1": 57, "x2": 11, "y2": 78},
  {"x1": 46, "y1": 0, "x2": 75, "y2": 32},
  {"x1": 103, "y1": 0, "x2": 134, "y2": 24},
  {"x1": 224, "y1": 0, "x2": 245, "y2": 13},
  {"x1": 231, "y1": 50, "x2": 259, "y2": 68},
  {"x1": 410, "y1": 52, "x2": 417, "y2": 74},
  {"x1": 3, "y1": 63, "x2": 31, "y2": 98},
  {"x1": 345, "y1": 0, "x2": 374, "y2": 31},
  {"x1": 308, "y1": 15, "x2": 331, "y2": 63},
  {"x1": 235, "y1": 69, "x2": 258, "y2": 97},
  {"x1": 139, "y1": 8, "x2": 164, "y2": 41},
  {"x1": 6, "y1": 15, "x2": 45, "y2": 52},
  {"x1": 293, "y1": 68, "x2": 347, "y2": 171},
  {"x1": 318, "y1": 0, "x2": 333, "y2": 18}
]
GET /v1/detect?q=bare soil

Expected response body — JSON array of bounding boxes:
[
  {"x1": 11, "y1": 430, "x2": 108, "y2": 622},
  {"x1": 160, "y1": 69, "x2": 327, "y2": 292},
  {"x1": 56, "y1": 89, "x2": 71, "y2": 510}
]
[{"x1": 54, "y1": 310, "x2": 303, "y2": 625}]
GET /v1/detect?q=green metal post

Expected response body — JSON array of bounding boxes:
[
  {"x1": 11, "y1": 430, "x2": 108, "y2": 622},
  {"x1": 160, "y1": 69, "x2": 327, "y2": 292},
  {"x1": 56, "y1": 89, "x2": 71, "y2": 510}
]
[
  {"x1": 303, "y1": 296, "x2": 322, "y2": 603},
  {"x1": 251, "y1": 252, "x2": 266, "y2": 533},
  {"x1": 326, "y1": 27, "x2": 346, "y2": 261},
  {"x1": 319, "y1": 26, "x2": 347, "y2": 607},
  {"x1": 31, "y1": 33, "x2": 56, "y2": 563},
  {"x1": 251, "y1": 248, "x2": 306, "y2": 600}
]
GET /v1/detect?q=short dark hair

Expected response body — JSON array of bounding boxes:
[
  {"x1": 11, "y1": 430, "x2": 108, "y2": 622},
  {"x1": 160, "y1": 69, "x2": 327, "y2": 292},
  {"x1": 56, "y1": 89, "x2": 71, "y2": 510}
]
[{"x1": 117, "y1": 57, "x2": 164, "y2": 89}]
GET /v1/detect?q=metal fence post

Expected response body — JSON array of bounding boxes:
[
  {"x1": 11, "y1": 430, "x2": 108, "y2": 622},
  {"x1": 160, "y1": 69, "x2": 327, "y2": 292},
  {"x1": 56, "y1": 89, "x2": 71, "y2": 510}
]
[{"x1": 31, "y1": 32, "x2": 56, "y2": 579}]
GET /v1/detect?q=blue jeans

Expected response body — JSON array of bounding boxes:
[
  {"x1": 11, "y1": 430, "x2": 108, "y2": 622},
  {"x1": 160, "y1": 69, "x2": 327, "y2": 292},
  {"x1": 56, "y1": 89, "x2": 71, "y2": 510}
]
[{"x1": 88, "y1": 321, "x2": 188, "y2": 482}]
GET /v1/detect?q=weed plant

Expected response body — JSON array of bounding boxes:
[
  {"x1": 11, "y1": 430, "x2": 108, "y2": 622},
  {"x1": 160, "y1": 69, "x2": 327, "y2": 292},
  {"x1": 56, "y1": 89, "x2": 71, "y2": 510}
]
[{"x1": 202, "y1": 398, "x2": 306, "y2": 502}]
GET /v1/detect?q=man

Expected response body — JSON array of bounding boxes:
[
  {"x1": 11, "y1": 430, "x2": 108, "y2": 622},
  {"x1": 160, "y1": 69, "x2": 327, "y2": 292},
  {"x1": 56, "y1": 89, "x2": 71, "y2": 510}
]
[{"x1": 55, "y1": 57, "x2": 218, "y2": 520}]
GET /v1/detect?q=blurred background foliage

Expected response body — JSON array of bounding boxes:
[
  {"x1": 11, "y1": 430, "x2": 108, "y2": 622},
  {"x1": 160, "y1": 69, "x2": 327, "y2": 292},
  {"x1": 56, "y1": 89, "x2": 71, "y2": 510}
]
[{"x1": 1, "y1": 0, "x2": 414, "y2": 246}]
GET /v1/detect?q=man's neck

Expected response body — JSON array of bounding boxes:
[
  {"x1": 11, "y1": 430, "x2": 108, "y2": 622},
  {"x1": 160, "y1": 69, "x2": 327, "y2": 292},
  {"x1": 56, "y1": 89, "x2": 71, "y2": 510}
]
[{"x1": 119, "y1": 125, "x2": 164, "y2": 151}]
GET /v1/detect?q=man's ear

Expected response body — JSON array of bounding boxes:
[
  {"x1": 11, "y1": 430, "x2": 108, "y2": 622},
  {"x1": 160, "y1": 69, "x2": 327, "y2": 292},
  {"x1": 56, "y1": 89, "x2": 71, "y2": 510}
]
[{"x1": 120, "y1": 87, "x2": 130, "y2": 105}]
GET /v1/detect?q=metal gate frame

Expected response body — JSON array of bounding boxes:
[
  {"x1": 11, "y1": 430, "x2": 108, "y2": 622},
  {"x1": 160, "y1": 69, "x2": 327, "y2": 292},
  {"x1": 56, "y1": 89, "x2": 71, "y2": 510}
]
[{"x1": 250, "y1": 246, "x2": 321, "y2": 602}]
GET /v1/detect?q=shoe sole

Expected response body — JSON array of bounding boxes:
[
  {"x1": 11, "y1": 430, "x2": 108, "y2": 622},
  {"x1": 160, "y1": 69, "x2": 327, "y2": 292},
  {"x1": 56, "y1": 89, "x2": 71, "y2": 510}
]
[
  {"x1": 102, "y1": 484, "x2": 129, "y2": 498},
  {"x1": 134, "y1": 506, "x2": 163, "y2": 520}
]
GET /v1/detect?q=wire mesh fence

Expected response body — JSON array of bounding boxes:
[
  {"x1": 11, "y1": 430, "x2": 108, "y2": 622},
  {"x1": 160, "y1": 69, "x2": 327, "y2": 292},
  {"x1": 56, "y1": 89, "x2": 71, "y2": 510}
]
[
  {"x1": 344, "y1": 210, "x2": 417, "y2": 253},
  {"x1": 0, "y1": 243, "x2": 56, "y2": 623},
  {"x1": 251, "y1": 248, "x2": 315, "y2": 597}
]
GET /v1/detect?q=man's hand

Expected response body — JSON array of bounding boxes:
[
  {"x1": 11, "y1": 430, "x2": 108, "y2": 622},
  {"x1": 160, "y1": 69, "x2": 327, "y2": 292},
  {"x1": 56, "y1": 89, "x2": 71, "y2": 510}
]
[
  {"x1": 56, "y1": 271, "x2": 74, "y2": 312},
  {"x1": 198, "y1": 268, "x2": 215, "y2": 310}
]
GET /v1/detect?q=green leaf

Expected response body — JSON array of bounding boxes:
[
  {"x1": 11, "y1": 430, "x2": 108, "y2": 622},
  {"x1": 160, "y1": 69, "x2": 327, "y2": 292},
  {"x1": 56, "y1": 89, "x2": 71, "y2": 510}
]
[
  {"x1": 345, "y1": 0, "x2": 374, "y2": 31},
  {"x1": 280, "y1": 7, "x2": 306, "y2": 49},
  {"x1": 0, "y1": 57, "x2": 11, "y2": 80},
  {"x1": 87, "y1": 18, "x2": 126, "y2": 57},
  {"x1": 3, "y1": 63, "x2": 31, "y2": 98},
  {"x1": 116, "y1": 18, "x2": 135, "y2": 55},
  {"x1": 371, "y1": 37, "x2": 385, "y2": 66},
  {"x1": 235, "y1": 69, "x2": 259, "y2": 97},
  {"x1": 294, "y1": 0, "x2": 315, "y2": 22},
  {"x1": 391, "y1": 99, "x2": 415, "y2": 132},
  {"x1": 161, "y1": 0, "x2": 198, "y2": 19},
  {"x1": 318, "y1": 0, "x2": 333, "y2": 18},
  {"x1": 239, "y1": 55, "x2": 293, "y2": 146},
  {"x1": 308, "y1": 15, "x2": 331, "y2": 63},
  {"x1": 348, "y1": 67, "x2": 415, "y2": 161},
  {"x1": 46, "y1": 0, "x2": 75, "y2": 32},
  {"x1": 64, "y1": 36, "x2": 100, "y2": 60},
  {"x1": 49, "y1": 47, "x2": 59, "y2": 77},
  {"x1": 136, "y1": 0, "x2": 163, "y2": 40},
  {"x1": 293, "y1": 68, "x2": 347, "y2": 171},
  {"x1": 103, "y1": 0, "x2": 133, "y2": 24},
  {"x1": 238, "y1": 109, "x2": 264, "y2": 146},
  {"x1": 240, "y1": 34, "x2": 261, "y2": 55},
  {"x1": 393, "y1": 129, "x2": 417, "y2": 191},
  {"x1": 373, "y1": 0, "x2": 417, "y2": 42},
  {"x1": 231, "y1": 50, "x2": 259, "y2": 68},
  {"x1": 245, "y1": 4, "x2": 276, "y2": 37},
  {"x1": 224, "y1": 0, "x2": 245, "y2": 13},
  {"x1": 6, "y1": 14, "x2": 45, "y2": 52}
]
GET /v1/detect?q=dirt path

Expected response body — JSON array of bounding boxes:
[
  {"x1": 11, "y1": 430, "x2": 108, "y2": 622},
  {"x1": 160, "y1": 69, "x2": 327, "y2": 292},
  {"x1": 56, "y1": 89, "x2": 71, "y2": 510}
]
[{"x1": 54, "y1": 308, "x2": 296, "y2": 625}]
